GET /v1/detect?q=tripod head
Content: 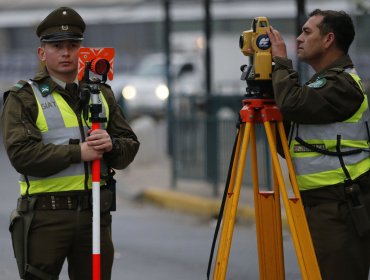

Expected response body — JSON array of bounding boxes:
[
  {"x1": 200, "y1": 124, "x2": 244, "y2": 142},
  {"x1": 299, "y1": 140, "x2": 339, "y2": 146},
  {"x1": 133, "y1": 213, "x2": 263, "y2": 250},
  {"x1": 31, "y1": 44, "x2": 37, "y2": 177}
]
[{"x1": 239, "y1": 16, "x2": 273, "y2": 98}]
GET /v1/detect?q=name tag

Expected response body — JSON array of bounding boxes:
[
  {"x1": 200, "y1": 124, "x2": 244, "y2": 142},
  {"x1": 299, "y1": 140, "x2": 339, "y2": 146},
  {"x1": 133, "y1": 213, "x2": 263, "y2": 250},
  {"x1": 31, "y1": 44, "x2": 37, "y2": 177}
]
[{"x1": 294, "y1": 144, "x2": 326, "y2": 153}]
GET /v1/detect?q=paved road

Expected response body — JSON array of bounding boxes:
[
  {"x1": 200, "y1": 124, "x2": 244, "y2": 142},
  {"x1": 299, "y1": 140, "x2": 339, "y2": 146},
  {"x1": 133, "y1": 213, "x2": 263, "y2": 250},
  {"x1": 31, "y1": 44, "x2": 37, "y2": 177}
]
[{"x1": 0, "y1": 131, "x2": 301, "y2": 280}]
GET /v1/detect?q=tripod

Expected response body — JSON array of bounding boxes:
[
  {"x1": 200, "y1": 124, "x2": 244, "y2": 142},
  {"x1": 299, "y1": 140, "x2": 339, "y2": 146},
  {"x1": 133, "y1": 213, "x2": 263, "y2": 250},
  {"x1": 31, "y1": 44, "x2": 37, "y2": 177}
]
[{"x1": 208, "y1": 98, "x2": 321, "y2": 280}]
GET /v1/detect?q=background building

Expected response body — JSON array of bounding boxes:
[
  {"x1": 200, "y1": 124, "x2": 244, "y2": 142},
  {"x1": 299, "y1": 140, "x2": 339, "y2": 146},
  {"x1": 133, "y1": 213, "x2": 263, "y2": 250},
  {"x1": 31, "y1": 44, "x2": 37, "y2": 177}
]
[{"x1": 0, "y1": 0, "x2": 369, "y2": 90}]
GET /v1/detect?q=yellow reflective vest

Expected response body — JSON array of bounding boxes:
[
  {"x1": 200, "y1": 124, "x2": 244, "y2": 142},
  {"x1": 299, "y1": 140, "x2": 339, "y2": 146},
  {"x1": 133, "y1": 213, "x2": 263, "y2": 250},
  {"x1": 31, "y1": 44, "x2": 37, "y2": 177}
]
[
  {"x1": 290, "y1": 69, "x2": 370, "y2": 191},
  {"x1": 19, "y1": 81, "x2": 110, "y2": 195}
]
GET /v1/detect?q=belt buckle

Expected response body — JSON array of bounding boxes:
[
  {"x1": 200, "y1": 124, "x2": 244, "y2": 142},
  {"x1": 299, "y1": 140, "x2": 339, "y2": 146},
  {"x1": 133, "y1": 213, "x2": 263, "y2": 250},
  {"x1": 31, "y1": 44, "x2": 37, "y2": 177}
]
[
  {"x1": 67, "y1": 196, "x2": 73, "y2": 210},
  {"x1": 51, "y1": 195, "x2": 56, "y2": 210}
]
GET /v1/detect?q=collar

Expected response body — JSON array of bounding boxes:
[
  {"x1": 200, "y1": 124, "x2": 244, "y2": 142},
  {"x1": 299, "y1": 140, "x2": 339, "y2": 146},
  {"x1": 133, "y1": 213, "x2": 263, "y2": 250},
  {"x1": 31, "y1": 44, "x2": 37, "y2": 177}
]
[
  {"x1": 32, "y1": 66, "x2": 78, "y2": 96},
  {"x1": 311, "y1": 54, "x2": 354, "y2": 81},
  {"x1": 50, "y1": 76, "x2": 79, "y2": 90}
]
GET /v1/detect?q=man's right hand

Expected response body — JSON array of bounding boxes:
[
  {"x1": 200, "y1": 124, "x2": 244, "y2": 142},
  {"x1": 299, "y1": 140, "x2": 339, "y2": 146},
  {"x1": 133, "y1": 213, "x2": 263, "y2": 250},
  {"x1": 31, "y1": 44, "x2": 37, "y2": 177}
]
[
  {"x1": 267, "y1": 26, "x2": 288, "y2": 58},
  {"x1": 80, "y1": 142, "x2": 104, "y2": 162}
]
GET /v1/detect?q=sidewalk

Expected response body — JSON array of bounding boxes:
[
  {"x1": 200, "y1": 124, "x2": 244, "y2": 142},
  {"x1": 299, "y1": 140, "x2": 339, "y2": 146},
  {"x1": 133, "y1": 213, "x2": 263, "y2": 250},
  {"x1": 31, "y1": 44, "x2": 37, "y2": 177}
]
[
  {"x1": 115, "y1": 154, "x2": 257, "y2": 222},
  {"x1": 114, "y1": 116, "x2": 289, "y2": 224}
]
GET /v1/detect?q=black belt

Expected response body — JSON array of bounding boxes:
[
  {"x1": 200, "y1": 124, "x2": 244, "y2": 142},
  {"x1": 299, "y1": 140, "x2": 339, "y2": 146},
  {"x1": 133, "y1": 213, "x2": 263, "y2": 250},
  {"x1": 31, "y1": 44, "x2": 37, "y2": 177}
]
[
  {"x1": 18, "y1": 193, "x2": 91, "y2": 211},
  {"x1": 35, "y1": 194, "x2": 90, "y2": 210},
  {"x1": 301, "y1": 175, "x2": 370, "y2": 208}
]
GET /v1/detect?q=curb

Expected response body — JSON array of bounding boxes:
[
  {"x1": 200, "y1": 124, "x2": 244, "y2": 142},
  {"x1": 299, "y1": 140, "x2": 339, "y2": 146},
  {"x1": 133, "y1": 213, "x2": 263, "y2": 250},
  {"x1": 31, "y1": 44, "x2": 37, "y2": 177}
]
[{"x1": 137, "y1": 187, "x2": 256, "y2": 221}]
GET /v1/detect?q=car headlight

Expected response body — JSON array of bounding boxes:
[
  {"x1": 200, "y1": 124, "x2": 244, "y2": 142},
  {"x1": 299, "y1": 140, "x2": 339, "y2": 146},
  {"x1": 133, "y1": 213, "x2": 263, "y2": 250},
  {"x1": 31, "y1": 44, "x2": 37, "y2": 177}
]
[
  {"x1": 155, "y1": 84, "x2": 169, "y2": 100},
  {"x1": 122, "y1": 85, "x2": 137, "y2": 100}
]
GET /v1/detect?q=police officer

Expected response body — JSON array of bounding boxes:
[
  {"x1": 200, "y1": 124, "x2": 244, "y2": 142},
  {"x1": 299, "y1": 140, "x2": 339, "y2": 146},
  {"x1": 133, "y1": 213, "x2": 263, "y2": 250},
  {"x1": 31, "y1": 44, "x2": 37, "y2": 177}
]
[
  {"x1": 268, "y1": 9, "x2": 370, "y2": 280},
  {"x1": 1, "y1": 7, "x2": 139, "y2": 280}
]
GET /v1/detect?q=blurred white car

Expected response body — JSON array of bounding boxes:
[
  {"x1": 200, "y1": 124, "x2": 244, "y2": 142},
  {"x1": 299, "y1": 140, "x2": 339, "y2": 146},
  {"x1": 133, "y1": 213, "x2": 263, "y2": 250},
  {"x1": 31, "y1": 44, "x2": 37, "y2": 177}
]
[{"x1": 109, "y1": 52, "x2": 204, "y2": 119}]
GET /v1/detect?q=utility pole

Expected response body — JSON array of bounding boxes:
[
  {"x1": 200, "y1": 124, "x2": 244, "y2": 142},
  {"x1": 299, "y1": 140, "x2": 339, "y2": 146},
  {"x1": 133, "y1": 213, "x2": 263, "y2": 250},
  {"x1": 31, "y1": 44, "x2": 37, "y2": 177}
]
[
  {"x1": 163, "y1": 0, "x2": 177, "y2": 189},
  {"x1": 296, "y1": 0, "x2": 307, "y2": 83},
  {"x1": 204, "y1": 0, "x2": 219, "y2": 196},
  {"x1": 204, "y1": 0, "x2": 212, "y2": 97}
]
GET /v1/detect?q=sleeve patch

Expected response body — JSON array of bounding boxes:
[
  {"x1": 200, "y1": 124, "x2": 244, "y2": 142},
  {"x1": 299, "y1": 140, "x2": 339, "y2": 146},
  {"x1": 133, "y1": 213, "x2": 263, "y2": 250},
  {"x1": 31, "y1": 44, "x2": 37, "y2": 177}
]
[{"x1": 307, "y1": 77, "x2": 327, "y2": 89}]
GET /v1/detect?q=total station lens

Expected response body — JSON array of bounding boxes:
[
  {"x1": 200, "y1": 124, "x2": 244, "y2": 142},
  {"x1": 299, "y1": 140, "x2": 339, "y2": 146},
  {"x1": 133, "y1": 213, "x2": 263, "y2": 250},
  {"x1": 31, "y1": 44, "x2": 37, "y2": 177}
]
[{"x1": 239, "y1": 35, "x2": 244, "y2": 49}]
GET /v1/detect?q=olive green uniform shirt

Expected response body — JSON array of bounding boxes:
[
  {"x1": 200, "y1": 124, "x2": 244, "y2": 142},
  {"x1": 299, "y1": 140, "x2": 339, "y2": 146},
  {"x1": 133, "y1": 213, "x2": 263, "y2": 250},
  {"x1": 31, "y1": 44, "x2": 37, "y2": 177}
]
[
  {"x1": 1, "y1": 67, "x2": 139, "y2": 178},
  {"x1": 272, "y1": 54, "x2": 364, "y2": 124}
]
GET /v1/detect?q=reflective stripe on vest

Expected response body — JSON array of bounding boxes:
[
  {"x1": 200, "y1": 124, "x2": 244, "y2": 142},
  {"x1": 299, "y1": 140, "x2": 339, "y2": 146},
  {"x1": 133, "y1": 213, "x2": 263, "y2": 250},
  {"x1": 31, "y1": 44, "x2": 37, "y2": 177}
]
[
  {"x1": 19, "y1": 81, "x2": 110, "y2": 195},
  {"x1": 290, "y1": 69, "x2": 370, "y2": 191}
]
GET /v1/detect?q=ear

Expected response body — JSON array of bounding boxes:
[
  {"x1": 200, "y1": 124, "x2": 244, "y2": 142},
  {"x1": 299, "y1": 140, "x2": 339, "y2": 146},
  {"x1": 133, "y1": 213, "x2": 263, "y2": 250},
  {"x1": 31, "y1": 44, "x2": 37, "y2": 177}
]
[
  {"x1": 37, "y1": 47, "x2": 46, "y2": 61},
  {"x1": 324, "y1": 32, "x2": 335, "y2": 49}
]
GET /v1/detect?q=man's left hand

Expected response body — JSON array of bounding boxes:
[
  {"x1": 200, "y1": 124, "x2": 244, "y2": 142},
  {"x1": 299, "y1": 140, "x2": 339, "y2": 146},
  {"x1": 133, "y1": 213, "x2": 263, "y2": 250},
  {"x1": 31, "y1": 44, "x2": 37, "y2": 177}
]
[
  {"x1": 86, "y1": 129, "x2": 112, "y2": 152},
  {"x1": 267, "y1": 26, "x2": 288, "y2": 58}
]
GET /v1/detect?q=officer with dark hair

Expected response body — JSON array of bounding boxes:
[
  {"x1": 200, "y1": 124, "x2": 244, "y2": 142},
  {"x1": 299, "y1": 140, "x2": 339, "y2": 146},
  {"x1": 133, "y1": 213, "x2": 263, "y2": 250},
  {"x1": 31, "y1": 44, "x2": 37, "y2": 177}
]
[
  {"x1": 268, "y1": 9, "x2": 370, "y2": 280},
  {"x1": 2, "y1": 7, "x2": 139, "y2": 280}
]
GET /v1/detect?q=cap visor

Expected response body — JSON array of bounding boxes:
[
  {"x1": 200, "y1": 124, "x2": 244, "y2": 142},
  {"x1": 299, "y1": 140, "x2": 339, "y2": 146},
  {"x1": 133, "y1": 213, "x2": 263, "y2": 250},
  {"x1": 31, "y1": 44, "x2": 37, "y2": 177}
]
[{"x1": 40, "y1": 32, "x2": 83, "y2": 42}]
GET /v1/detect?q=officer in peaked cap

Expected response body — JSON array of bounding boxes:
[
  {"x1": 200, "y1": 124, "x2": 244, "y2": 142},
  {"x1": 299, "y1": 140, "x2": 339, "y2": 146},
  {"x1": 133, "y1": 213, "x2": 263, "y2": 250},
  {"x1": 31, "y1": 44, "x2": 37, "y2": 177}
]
[
  {"x1": 1, "y1": 5, "x2": 140, "y2": 280},
  {"x1": 36, "y1": 6, "x2": 86, "y2": 42}
]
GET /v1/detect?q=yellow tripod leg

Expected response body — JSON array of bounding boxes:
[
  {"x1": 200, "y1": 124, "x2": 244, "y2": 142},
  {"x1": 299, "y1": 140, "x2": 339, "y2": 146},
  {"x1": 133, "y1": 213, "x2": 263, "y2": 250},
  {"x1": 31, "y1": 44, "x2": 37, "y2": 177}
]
[
  {"x1": 252, "y1": 123, "x2": 285, "y2": 280},
  {"x1": 213, "y1": 123, "x2": 251, "y2": 280},
  {"x1": 263, "y1": 120, "x2": 321, "y2": 280}
]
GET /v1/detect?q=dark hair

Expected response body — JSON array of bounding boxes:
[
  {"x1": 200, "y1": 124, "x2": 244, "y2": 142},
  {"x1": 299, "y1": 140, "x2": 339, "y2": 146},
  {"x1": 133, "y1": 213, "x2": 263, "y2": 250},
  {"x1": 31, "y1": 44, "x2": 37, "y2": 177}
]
[{"x1": 309, "y1": 9, "x2": 355, "y2": 53}]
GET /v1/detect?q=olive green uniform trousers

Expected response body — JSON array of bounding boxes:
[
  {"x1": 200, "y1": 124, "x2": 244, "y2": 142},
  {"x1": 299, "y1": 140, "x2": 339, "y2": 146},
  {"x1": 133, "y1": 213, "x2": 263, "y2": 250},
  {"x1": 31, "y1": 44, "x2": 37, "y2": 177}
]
[
  {"x1": 302, "y1": 181, "x2": 370, "y2": 280},
  {"x1": 25, "y1": 209, "x2": 114, "y2": 280}
]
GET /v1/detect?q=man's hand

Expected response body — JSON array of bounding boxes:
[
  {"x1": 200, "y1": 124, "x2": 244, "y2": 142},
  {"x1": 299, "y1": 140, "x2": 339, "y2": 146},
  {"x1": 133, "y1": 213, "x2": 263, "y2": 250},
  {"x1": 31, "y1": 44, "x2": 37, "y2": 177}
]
[
  {"x1": 80, "y1": 142, "x2": 104, "y2": 162},
  {"x1": 80, "y1": 129, "x2": 112, "y2": 162},
  {"x1": 86, "y1": 129, "x2": 113, "y2": 152},
  {"x1": 267, "y1": 26, "x2": 288, "y2": 58}
]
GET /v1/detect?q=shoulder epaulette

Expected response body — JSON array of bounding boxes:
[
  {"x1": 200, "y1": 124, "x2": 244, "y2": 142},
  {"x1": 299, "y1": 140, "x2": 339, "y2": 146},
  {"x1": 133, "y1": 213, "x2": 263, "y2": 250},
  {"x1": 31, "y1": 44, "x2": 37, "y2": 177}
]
[
  {"x1": 327, "y1": 67, "x2": 344, "y2": 73},
  {"x1": 3, "y1": 80, "x2": 29, "y2": 104},
  {"x1": 9, "y1": 80, "x2": 29, "y2": 92}
]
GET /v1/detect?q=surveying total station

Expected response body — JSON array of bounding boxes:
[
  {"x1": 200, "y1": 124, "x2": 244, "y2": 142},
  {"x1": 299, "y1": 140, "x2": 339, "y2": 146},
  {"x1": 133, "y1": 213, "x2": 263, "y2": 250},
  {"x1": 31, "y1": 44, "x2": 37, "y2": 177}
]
[
  {"x1": 207, "y1": 17, "x2": 322, "y2": 280},
  {"x1": 239, "y1": 16, "x2": 273, "y2": 98}
]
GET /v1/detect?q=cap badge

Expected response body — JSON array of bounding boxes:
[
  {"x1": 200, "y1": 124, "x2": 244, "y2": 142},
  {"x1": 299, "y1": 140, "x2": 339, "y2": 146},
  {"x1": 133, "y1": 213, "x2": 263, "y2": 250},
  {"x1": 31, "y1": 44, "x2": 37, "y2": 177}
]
[{"x1": 61, "y1": 25, "x2": 69, "y2": 31}]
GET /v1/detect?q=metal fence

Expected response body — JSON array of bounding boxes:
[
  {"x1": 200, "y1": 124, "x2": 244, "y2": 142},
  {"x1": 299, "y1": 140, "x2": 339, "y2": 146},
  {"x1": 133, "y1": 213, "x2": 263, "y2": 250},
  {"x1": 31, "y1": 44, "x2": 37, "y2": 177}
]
[{"x1": 170, "y1": 94, "x2": 273, "y2": 196}]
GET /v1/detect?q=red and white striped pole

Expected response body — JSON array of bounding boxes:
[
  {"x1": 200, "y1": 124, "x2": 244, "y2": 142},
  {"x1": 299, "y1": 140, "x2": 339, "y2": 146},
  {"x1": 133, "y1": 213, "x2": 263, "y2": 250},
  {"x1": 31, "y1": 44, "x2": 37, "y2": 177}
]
[
  {"x1": 90, "y1": 83, "x2": 108, "y2": 280},
  {"x1": 80, "y1": 54, "x2": 112, "y2": 280},
  {"x1": 91, "y1": 91, "x2": 102, "y2": 280}
]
